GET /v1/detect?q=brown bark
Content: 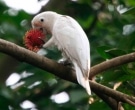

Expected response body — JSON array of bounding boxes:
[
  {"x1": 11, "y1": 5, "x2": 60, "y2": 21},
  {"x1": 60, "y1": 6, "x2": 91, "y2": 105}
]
[{"x1": 0, "y1": 38, "x2": 135, "y2": 107}]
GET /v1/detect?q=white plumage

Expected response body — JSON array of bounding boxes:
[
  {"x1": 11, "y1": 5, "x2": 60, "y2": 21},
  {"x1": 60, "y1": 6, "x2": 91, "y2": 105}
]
[{"x1": 31, "y1": 11, "x2": 91, "y2": 95}]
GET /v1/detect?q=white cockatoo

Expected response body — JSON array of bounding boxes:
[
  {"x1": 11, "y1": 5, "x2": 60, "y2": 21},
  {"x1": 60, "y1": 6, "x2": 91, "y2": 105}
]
[{"x1": 31, "y1": 11, "x2": 91, "y2": 95}]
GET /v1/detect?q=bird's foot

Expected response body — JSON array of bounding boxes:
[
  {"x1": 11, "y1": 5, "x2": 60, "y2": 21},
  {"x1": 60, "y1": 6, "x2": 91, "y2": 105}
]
[{"x1": 58, "y1": 59, "x2": 72, "y2": 66}]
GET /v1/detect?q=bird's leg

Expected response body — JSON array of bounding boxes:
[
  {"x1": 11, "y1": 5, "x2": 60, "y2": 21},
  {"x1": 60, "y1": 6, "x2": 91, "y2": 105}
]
[
  {"x1": 43, "y1": 37, "x2": 54, "y2": 48},
  {"x1": 59, "y1": 52, "x2": 72, "y2": 66},
  {"x1": 58, "y1": 57, "x2": 72, "y2": 66}
]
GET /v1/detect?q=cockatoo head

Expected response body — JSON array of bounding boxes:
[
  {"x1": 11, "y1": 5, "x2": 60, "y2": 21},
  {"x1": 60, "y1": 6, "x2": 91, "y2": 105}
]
[{"x1": 31, "y1": 11, "x2": 59, "y2": 34}]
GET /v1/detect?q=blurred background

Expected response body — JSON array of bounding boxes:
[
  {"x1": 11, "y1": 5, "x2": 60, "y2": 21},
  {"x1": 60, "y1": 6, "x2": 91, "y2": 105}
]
[{"x1": 0, "y1": 0, "x2": 135, "y2": 109}]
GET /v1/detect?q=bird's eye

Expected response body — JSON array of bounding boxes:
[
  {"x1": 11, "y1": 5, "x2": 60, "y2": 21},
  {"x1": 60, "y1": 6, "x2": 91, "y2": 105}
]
[{"x1": 40, "y1": 18, "x2": 44, "y2": 22}]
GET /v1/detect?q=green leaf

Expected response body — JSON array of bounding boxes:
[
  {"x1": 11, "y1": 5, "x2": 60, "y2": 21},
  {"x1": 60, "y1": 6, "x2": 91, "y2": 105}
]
[
  {"x1": 123, "y1": 24, "x2": 135, "y2": 35},
  {"x1": 90, "y1": 100, "x2": 111, "y2": 110},
  {"x1": 122, "y1": 7, "x2": 135, "y2": 15},
  {"x1": 69, "y1": 90, "x2": 88, "y2": 103},
  {"x1": 102, "y1": 69, "x2": 124, "y2": 82},
  {"x1": 97, "y1": 46, "x2": 126, "y2": 59},
  {"x1": 106, "y1": 48, "x2": 126, "y2": 57},
  {"x1": 96, "y1": 46, "x2": 112, "y2": 59}
]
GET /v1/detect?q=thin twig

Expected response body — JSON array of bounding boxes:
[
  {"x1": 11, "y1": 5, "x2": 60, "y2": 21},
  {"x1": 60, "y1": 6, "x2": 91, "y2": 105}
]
[
  {"x1": 124, "y1": 98, "x2": 135, "y2": 106},
  {"x1": 93, "y1": 90, "x2": 120, "y2": 110}
]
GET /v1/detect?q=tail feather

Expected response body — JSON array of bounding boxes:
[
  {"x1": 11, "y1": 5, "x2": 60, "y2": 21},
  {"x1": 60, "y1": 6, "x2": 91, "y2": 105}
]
[{"x1": 73, "y1": 62, "x2": 91, "y2": 95}]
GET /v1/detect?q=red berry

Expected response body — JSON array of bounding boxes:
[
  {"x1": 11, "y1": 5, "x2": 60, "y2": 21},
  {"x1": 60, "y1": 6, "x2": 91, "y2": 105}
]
[{"x1": 24, "y1": 29, "x2": 46, "y2": 52}]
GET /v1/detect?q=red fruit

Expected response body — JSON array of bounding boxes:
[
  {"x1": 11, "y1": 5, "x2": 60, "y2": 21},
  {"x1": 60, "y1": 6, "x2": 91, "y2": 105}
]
[{"x1": 24, "y1": 29, "x2": 45, "y2": 52}]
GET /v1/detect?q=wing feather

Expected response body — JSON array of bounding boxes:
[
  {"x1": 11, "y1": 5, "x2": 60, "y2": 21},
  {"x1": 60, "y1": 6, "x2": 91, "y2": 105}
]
[{"x1": 53, "y1": 15, "x2": 90, "y2": 78}]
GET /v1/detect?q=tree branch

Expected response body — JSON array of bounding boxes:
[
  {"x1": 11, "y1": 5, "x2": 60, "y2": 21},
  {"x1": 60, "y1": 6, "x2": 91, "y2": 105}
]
[
  {"x1": 0, "y1": 38, "x2": 135, "y2": 107},
  {"x1": 91, "y1": 81, "x2": 135, "y2": 106},
  {"x1": 94, "y1": 91, "x2": 124, "y2": 110},
  {"x1": 90, "y1": 52, "x2": 135, "y2": 78}
]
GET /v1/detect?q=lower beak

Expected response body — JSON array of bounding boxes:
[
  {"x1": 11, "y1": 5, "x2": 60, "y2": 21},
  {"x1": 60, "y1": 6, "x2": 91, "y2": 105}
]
[{"x1": 42, "y1": 28, "x2": 48, "y2": 35}]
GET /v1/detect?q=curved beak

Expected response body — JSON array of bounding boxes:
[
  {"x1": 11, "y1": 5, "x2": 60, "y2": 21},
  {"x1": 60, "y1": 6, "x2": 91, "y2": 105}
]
[{"x1": 32, "y1": 25, "x2": 47, "y2": 35}]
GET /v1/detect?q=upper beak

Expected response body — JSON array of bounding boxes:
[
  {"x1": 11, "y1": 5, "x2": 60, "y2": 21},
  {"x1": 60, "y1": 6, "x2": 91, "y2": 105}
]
[
  {"x1": 32, "y1": 23, "x2": 48, "y2": 35},
  {"x1": 32, "y1": 25, "x2": 46, "y2": 34},
  {"x1": 40, "y1": 28, "x2": 48, "y2": 35}
]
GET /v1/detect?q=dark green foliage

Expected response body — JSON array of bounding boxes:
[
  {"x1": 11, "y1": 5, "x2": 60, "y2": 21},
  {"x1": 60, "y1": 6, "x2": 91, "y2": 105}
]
[{"x1": 0, "y1": 0, "x2": 135, "y2": 109}]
